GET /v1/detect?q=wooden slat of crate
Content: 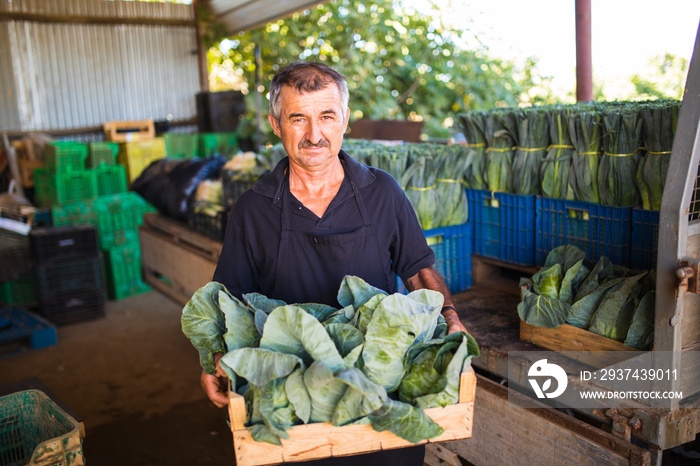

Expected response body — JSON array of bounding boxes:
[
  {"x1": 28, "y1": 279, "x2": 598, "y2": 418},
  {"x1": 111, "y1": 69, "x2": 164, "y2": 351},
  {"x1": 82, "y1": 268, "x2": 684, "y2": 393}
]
[
  {"x1": 228, "y1": 366, "x2": 476, "y2": 466},
  {"x1": 141, "y1": 213, "x2": 221, "y2": 262},
  {"x1": 520, "y1": 321, "x2": 641, "y2": 368},
  {"x1": 444, "y1": 373, "x2": 651, "y2": 466},
  {"x1": 139, "y1": 226, "x2": 218, "y2": 306}
]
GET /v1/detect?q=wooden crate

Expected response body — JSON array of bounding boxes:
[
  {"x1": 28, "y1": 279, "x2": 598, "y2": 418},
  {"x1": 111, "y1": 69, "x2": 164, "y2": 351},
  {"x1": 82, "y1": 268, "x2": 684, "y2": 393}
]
[
  {"x1": 228, "y1": 366, "x2": 476, "y2": 466},
  {"x1": 103, "y1": 119, "x2": 155, "y2": 142},
  {"x1": 139, "y1": 213, "x2": 221, "y2": 306},
  {"x1": 12, "y1": 139, "x2": 46, "y2": 188},
  {"x1": 520, "y1": 321, "x2": 642, "y2": 368}
]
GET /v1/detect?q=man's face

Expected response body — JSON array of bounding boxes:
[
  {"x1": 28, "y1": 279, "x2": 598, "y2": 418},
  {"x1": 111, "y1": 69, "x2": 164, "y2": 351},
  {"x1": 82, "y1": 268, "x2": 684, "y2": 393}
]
[{"x1": 268, "y1": 84, "x2": 349, "y2": 172}]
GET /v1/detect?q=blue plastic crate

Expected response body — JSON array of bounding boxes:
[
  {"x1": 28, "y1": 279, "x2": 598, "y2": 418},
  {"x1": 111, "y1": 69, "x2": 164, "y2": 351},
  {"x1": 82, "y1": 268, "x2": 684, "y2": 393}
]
[
  {"x1": 631, "y1": 208, "x2": 659, "y2": 270},
  {"x1": 396, "y1": 222, "x2": 472, "y2": 295},
  {"x1": 0, "y1": 307, "x2": 57, "y2": 356},
  {"x1": 536, "y1": 197, "x2": 633, "y2": 266},
  {"x1": 466, "y1": 189, "x2": 536, "y2": 266}
]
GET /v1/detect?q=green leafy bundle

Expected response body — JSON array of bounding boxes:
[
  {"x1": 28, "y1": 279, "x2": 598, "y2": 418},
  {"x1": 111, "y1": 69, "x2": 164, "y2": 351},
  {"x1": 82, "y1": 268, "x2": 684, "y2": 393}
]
[
  {"x1": 540, "y1": 105, "x2": 575, "y2": 199},
  {"x1": 635, "y1": 100, "x2": 680, "y2": 210},
  {"x1": 434, "y1": 144, "x2": 471, "y2": 227},
  {"x1": 182, "y1": 276, "x2": 479, "y2": 445},
  {"x1": 517, "y1": 246, "x2": 655, "y2": 349},
  {"x1": 348, "y1": 140, "x2": 471, "y2": 229},
  {"x1": 512, "y1": 107, "x2": 550, "y2": 195},
  {"x1": 404, "y1": 146, "x2": 442, "y2": 230},
  {"x1": 483, "y1": 108, "x2": 517, "y2": 193},
  {"x1": 598, "y1": 106, "x2": 644, "y2": 206},
  {"x1": 457, "y1": 111, "x2": 488, "y2": 190},
  {"x1": 567, "y1": 108, "x2": 602, "y2": 203}
]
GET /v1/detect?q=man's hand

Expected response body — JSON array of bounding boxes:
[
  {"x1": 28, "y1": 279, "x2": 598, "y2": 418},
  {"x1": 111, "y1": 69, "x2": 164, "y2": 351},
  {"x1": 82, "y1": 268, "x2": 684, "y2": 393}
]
[
  {"x1": 200, "y1": 352, "x2": 229, "y2": 408},
  {"x1": 442, "y1": 308, "x2": 468, "y2": 334}
]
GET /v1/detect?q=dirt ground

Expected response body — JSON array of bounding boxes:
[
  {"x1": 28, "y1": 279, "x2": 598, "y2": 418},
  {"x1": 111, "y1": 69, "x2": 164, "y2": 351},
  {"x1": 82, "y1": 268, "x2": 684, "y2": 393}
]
[{"x1": 0, "y1": 290, "x2": 235, "y2": 465}]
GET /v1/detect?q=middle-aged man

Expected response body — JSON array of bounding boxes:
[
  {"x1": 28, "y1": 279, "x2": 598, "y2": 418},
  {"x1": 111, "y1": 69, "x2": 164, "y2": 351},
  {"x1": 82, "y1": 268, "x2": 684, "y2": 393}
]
[{"x1": 203, "y1": 61, "x2": 467, "y2": 465}]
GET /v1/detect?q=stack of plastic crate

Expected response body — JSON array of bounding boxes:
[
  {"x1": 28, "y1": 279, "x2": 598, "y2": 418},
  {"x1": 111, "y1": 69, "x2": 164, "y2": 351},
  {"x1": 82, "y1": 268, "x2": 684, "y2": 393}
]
[
  {"x1": 51, "y1": 192, "x2": 155, "y2": 300},
  {"x1": 29, "y1": 224, "x2": 105, "y2": 325},
  {"x1": 94, "y1": 193, "x2": 152, "y2": 299},
  {"x1": 88, "y1": 141, "x2": 128, "y2": 196},
  {"x1": 0, "y1": 227, "x2": 35, "y2": 309},
  {"x1": 34, "y1": 142, "x2": 97, "y2": 209}
]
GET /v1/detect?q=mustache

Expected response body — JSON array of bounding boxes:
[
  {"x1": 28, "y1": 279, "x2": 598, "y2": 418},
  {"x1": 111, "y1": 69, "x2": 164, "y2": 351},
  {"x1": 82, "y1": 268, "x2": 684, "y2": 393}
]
[{"x1": 298, "y1": 138, "x2": 330, "y2": 149}]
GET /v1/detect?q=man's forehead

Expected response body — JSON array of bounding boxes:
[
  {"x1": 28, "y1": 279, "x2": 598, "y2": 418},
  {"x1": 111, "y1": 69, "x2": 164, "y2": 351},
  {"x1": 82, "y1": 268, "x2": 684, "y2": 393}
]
[{"x1": 279, "y1": 85, "x2": 344, "y2": 111}]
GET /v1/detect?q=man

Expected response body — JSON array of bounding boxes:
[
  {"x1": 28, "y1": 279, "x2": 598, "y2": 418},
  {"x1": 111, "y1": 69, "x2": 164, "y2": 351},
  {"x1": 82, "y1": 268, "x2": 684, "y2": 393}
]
[{"x1": 203, "y1": 61, "x2": 466, "y2": 465}]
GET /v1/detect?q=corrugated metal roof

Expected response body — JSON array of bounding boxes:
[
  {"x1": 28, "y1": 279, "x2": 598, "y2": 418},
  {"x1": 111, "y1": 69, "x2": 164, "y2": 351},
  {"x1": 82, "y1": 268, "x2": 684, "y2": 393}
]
[
  {"x1": 0, "y1": 0, "x2": 199, "y2": 133},
  {"x1": 208, "y1": 0, "x2": 329, "y2": 33}
]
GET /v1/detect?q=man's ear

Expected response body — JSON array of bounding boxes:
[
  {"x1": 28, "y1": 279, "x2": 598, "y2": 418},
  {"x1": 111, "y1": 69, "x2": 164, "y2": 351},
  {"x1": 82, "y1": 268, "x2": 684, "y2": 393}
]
[{"x1": 268, "y1": 113, "x2": 281, "y2": 138}]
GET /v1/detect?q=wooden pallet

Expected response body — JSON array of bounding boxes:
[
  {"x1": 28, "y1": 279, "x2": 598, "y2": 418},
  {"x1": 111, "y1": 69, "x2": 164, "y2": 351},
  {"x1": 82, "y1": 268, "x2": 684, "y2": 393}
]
[
  {"x1": 228, "y1": 366, "x2": 476, "y2": 466},
  {"x1": 0, "y1": 307, "x2": 57, "y2": 356}
]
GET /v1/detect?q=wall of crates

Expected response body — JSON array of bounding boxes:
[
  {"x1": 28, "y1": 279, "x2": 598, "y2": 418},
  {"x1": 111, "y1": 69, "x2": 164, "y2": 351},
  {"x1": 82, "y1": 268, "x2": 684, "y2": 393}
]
[{"x1": 1, "y1": 128, "x2": 239, "y2": 327}]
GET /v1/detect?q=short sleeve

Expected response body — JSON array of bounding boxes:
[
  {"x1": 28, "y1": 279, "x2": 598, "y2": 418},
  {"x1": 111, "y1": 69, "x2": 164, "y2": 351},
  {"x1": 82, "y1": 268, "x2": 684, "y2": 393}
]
[{"x1": 390, "y1": 191, "x2": 435, "y2": 281}]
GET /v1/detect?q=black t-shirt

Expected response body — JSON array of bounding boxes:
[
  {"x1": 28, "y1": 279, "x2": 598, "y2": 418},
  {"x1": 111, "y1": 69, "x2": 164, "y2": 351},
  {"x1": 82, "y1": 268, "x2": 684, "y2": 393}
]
[{"x1": 212, "y1": 151, "x2": 434, "y2": 303}]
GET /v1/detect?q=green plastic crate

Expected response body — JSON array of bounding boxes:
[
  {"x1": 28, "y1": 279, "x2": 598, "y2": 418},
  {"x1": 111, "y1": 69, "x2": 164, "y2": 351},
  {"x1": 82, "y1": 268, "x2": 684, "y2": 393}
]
[
  {"x1": 86, "y1": 142, "x2": 118, "y2": 168},
  {"x1": 164, "y1": 132, "x2": 200, "y2": 159},
  {"x1": 51, "y1": 194, "x2": 155, "y2": 249},
  {"x1": 45, "y1": 142, "x2": 88, "y2": 173},
  {"x1": 34, "y1": 169, "x2": 97, "y2": 208},
  {"x1": 0, "y1": 277, "x2": 38, "y2": 307},
  {"x1": 94, "y1": 165, "x2": 127, "y2": 196},
  {"x1": 0, "y1": 389, "x2": 84, "y2": 466},
  {"x1": 51, "y1": 200, "x2": 95, "y2": 227},
  {"x1": 103, "y1": 241, "x2": 151, "y2": 300},
  {"x1": 200, "y1": 132, "x2": 238, "y2": 158},
  {"x1": 93, "y1": 193, "x2": 149, "y2": 249}
]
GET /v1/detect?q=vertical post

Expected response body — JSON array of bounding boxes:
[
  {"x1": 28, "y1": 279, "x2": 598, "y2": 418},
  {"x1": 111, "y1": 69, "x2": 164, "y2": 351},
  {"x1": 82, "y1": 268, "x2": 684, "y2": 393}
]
[
  {"x1": 255, "y1": 43, "x2": 263, "y2": 150},
  {"x1": 194, "y1": 0, "x2": 209, "y2": 92},
  {"x1": 575, "y1": 0, "x2": 593, "y2": 101}
]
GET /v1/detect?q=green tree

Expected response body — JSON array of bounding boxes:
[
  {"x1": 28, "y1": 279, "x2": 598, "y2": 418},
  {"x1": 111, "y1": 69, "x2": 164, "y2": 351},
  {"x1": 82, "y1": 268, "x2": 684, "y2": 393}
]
[
  {"x1": 205, "y1": 0, "x2": 549, "y2": 143},
  {"x1": 631, "y1": 53, "x2": 688, "y2": 100}
]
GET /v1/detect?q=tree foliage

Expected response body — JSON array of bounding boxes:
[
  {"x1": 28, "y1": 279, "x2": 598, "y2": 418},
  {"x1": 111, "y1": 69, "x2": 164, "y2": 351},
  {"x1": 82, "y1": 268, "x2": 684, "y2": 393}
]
[
  {"x1": 205, "y1": 0, "x2": 551, "y2": 142},
  {"x1": 631, "y1": 53, "x2": 688, "y2": 101}
]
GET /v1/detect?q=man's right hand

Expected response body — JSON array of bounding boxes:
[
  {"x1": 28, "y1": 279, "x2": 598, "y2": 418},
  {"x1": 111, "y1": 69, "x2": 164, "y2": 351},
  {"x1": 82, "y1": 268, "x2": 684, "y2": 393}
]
[{"x1": 200, "y1": 352, "x2": 229, "y2": 408}]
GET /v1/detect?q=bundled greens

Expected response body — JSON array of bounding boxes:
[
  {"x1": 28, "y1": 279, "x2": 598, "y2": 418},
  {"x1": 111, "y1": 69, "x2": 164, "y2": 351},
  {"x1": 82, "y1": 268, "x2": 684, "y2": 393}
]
[
  {"x1": 343, "y1": 140, "x2": 471, "y2": 229},
  {"x1": 598, "y1": 106, "x2": 644, "y2": 206},
  {"x1": 540, "y1": 105, "x2": 575, "y2": 200},
  {"x1": 403, "y1": 146, "x2": 443, "y2": 230},
  {"x1": 458, "y1": 111, "x2": 488, "y2": 190},
  {"x1": 182, "y1": 276, "x2": 479, "y2": 445},
  {"x1": 483, "y1": 108, "x2": 517, "y2": 193},
  {"x1": 518, "y1": 246, "x2": 655, "y2": 349},
  {"x1": 512, "y1": 107, "x2": 550, "y2": 195},
  {"x1": 635, "y1": 100, "x2": 680, "y2": 210},
  {"x1": 567, "y1": 108, "x2": 601, "y2": 203}
]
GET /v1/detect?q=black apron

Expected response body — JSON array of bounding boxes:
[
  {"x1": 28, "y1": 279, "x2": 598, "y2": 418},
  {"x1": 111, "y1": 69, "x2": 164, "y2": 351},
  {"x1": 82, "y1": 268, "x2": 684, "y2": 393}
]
[
  {"x1": 271, "y1": 167, "x2": 394, "y2": 306},
  {"x1": 269, "y1": 166, "x2": 424, "y2": 466}
]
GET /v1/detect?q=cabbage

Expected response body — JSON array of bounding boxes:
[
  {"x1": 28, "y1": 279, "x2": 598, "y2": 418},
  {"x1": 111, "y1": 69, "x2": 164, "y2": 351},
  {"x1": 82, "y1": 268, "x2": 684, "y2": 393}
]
[{"x1": 181, "y1": 275, "x2": 480, "y2": 445}]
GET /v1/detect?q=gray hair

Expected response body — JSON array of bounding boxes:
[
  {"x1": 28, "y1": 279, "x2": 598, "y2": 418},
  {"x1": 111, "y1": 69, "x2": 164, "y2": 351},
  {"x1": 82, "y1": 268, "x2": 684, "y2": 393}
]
[{"x1": 269, "y1": 61, "x2": 349, "y2": 121}]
